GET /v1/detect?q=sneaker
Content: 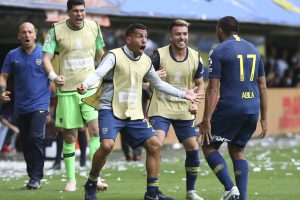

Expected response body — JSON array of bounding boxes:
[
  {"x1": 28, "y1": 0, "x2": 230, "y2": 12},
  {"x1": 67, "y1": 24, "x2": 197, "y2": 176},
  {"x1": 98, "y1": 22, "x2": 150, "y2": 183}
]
[
  {"x1": 186, "y1": 190, "x2": 204, "y2": 200},
  {"x1": 144, "y1": 189, "x2": 175, "y2": 200},
  {"x1": 220, "y1": 186, "x2": 240, "y2": 200},
  {"x1": 97, "y1": 177, "x2": 108, "y2": 191},
  {"x1": 26, "y1": 179, "x2": 41, "y2": 189},
  {"x1": 85, "y1": 180, "x2": 98, "y2": 200},
  {"x1": 2, "y1": 144, "x2": 11, "y2": 153},
  {"x1": 64, "y1": 181, "x2": 77, "y2": 192}
]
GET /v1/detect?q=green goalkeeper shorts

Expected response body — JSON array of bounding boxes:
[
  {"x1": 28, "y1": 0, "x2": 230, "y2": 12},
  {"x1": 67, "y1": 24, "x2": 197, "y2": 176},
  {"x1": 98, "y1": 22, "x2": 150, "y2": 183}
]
[{"x1": 55, "y1": 89, "x2": 98, "y2": 129}]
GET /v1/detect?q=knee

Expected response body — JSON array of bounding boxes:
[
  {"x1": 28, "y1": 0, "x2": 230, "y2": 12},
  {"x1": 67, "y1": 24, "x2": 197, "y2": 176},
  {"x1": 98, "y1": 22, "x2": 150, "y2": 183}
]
[
  {"x1": 183, "y1": 139, "x2": 199, "y2": 151},
  {"x1": 228, "y1": 146, "x2": 245, "y2": 160},
  {"x1": 89, "y1": 126, "x2": 99, "y2": 137},
  {"x1": 146, "y1": 139, "x2": 162, "y2": 155},
  {"x1": 100, "y1": 140, "x2": 114, "y2": 155},
  {"x1": 202, "y1": 143, "x2": 219, "y2": 158},
  {"x1": 64, "y1": 134, "x2": 76, "y2": 143}
]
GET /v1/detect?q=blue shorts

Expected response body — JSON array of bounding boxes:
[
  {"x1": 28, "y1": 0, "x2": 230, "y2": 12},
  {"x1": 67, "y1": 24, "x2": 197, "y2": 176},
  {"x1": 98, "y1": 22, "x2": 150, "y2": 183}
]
[
  {"x1": 149, "y1": 116, "x2": 197, "y2": 142},
  {"x1": 99, "y1": 109, "x2": 156, "y2": 148},
  {"x1": 210, "y1": 113, "x2": 259, "y2": 148}
]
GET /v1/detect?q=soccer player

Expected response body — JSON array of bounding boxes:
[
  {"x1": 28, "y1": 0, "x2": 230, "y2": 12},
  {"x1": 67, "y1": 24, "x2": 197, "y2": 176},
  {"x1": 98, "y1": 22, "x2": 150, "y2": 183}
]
[
  {"x1": 196, "y1": 16, "x2": 268, "y2": 200},
  {"x1": 147, "y1": 19, "x2": 205, "y2": 200},
  {"x1": 0, "y1": 22, "x2": 50, "y2": 189},
  {"x1": 77, "y1": 23, "x2": 202, "y2": 200},
  {"x1": 42, "y1": 0, "x2": 107, "y2": 191}
]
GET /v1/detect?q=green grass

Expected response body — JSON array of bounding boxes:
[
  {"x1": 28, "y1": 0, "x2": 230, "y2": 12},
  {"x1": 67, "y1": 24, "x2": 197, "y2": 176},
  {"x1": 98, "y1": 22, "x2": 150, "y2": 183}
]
[{"x1": 0, "y1": 145, "x2": 299, "y2": 200}]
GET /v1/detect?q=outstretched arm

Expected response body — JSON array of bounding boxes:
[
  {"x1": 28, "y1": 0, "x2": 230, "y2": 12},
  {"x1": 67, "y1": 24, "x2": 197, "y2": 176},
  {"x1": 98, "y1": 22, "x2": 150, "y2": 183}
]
[{"x1": 145, "y1": 67, "x2": 203, "y2": 103}]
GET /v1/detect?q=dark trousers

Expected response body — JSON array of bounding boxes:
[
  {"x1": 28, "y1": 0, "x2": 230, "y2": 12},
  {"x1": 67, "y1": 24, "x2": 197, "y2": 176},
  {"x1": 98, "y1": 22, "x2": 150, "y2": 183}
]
[{"x1": 16, "y1": 111, "x2": 48, "y2": 181}]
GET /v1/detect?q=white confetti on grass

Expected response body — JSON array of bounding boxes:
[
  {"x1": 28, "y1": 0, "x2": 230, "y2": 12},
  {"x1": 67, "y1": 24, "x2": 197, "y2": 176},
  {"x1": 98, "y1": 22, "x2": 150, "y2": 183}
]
[
  {"x1": 253, "y1": 167, "x2": 261, "y2": 172},
  {"x1": 0, "y1": 134, "x2": 299, "y2": 188},
  {"x1": 163, "y1": 170, "x2": 176, "y2": 174}
]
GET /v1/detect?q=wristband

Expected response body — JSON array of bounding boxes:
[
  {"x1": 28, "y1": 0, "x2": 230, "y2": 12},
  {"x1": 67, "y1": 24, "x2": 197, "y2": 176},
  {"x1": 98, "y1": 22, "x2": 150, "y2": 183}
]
[{"x1": 48, "y1": 71, "x2": 58, "y2": 81}]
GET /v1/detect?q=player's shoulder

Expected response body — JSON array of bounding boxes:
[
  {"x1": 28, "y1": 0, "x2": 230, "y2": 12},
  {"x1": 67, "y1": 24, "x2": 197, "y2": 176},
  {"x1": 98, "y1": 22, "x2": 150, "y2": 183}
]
[
  {"x1": 8, "y1": 46, "x2": 22, "y2": 55},
  {"x1": 53, "y1": 20, "x2": 67, "y2": 27},
  {"x1": 157, "y1": 45, "x2": 169, "y2": 52}
]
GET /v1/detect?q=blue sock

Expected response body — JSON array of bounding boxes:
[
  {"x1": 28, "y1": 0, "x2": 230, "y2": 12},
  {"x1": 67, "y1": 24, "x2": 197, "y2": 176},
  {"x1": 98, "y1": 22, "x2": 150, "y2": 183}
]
[
  {"x1": 234, "y1": 160, "x2": 248, "y2": 200},
  {"x1": 206, "y1": 151, "x2": 234, "y2": 191},
  {"x1": 185, "y1": 150, "x2": 200, "y2": 191},
  {"x1": 147, "y1": 178, "x2": 158, "y2": 192}
]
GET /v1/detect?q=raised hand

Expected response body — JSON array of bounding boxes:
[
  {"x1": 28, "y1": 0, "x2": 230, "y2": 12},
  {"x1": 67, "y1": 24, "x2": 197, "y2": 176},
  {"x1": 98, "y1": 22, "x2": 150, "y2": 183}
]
[
  {"x1": 184, "y1": 87, "x2": 205, "y2": 103},
  {"x1": 0, "y1": 91, "x2": 11, "y2": 102}
]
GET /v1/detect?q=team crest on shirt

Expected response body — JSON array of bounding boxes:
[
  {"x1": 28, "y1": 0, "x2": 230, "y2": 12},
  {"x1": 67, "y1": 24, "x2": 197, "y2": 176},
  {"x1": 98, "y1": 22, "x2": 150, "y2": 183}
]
[
  {"x1": 36, "y1": 58, "x2": 42, "y2": 65},
  {"x1": 102, "y1": 128, "x2": 108, "y2": 134}
]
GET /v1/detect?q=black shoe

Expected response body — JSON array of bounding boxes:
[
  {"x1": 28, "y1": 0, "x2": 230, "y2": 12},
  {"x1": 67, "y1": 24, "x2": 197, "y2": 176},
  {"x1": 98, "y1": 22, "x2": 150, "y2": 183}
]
[
  {"x1": 84, "y1": 180, "x2": 98, "y2": 200},
  {"x1": 26, "y1": 179, "x2": 41, "y2": 190},
  {"x1": 80, "y1": 157, "x2": 86, "y2": 167},
  {"x1": 50, "y1": 162, "x2": 61, "y2": 170},
  {"x1": 144, "y1": 189, "x2": 175, "y2": 200}
]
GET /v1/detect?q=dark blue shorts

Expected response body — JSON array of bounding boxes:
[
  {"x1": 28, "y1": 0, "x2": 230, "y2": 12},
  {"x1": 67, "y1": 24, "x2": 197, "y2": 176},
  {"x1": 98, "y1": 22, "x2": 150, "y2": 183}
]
[
  {"x1": 149, "y1": 116, "x2": 197, "y2": 142},
  {"x1": 98, "y1": 109, "x2": 156, "y2": 148},
  {"x1": 210, "y1": 113, "x2": 259, "y2": 148}
]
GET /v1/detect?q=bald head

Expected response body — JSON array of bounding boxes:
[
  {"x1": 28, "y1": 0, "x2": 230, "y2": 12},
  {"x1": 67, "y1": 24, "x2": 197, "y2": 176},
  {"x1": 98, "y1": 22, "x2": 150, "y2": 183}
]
[
  {"x1": 19, "y1": 22, "x2": 35, "y2": 33},
  {"x1": 18, "y1": 22, "x2": 36, "y2": 52}
]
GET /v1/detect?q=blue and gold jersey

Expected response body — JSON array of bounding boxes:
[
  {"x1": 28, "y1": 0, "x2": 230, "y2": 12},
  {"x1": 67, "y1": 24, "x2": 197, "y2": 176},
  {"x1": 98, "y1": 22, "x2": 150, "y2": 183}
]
[{"x1": 209, "y1": 35, "x2": 265, "y2": 116}]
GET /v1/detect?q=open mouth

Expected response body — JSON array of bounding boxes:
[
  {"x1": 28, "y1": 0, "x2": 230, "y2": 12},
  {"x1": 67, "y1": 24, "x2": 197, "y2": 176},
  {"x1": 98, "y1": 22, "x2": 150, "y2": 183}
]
[
  {"x1": 25, "y1": 39, "x2": 30, "y2": 43},
  {"x1": 140, "y1": 46, "x2": 146, "y2": 51}
]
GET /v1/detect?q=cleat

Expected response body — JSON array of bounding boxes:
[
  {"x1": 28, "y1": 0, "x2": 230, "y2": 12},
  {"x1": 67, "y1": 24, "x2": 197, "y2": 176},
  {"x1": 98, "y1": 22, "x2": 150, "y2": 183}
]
[
  {"x1": 220, "y1": 186, "x2": 240, "y2": 200},
  {"x1": 186, "y1": 190, "x2": 204, "y2": 200},
  {"x1": 26, "y1": 179, "x2": 41, "y2": 189},
  {"x1": 64, "y1": 181, "x2": 77, "y2": 192},
  {"x1": 85, "y1": 180, "x2": 98, "y2": 200},
  {"x1": 97, "y1": 177, "x2": 108, "y2": 191},
  {"x1": 144, "y1": 189, "x2": 175, "y2": 200}
]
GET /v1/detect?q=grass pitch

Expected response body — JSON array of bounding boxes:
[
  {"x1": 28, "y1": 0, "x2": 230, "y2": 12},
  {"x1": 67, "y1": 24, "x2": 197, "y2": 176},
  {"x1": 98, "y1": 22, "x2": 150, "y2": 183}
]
[{"x1": 0, "y1": 139, "x2": 299, "y2": 200}]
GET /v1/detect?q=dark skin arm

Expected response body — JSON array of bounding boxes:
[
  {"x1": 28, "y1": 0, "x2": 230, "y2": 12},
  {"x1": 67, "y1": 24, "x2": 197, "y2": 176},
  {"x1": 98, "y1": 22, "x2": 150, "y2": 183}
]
[
  {"x1": 196, "y1": 78, "x2": 220, "y2": 145},
  {"x1": 258, "y1": 76, "x2": 268, "y2": 138}
]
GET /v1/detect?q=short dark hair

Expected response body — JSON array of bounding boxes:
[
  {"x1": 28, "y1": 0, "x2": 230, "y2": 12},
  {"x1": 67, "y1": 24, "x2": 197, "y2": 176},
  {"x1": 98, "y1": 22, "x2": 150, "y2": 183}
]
[
  {"x1": 67, "y1": 0, "x2": 85, "y2": 11},
  {"x1": 168, "y1": 19, "x2": 190, "y2": 32},
  {"x1": 125, "y1": 23, "x2": 147, "y2": 37},
  {"x1": 217, "y1": 16, "x2": 239, "y2": 35}
]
